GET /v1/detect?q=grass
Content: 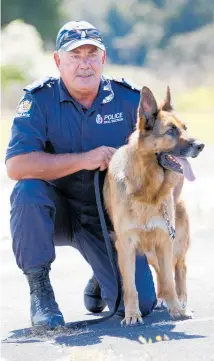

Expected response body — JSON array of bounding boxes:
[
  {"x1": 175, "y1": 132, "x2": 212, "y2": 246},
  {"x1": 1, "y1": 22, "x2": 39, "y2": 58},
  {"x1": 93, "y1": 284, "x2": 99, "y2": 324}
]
[{"x1": 1, "y1": 111, "x2": 213, "y2": 161}]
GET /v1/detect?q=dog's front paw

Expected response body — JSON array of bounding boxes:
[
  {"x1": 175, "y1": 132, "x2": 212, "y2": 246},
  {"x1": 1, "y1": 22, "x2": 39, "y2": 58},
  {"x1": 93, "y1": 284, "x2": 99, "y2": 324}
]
[
  {"x1": 169, "y1": 306, "x2": 193, "y2": 320},
  {"x1": 121, "y1": 311, "x2": 143, "y2": 326},
  {"x1": 181, "y1": 308, "x2": 193, "y2": 319},
  {"x1": 178, "y1": 296, "x2": 187, "y2": 309},
  {"x1": 156, "y1": 297, "x2": 167, "y2": 310}
]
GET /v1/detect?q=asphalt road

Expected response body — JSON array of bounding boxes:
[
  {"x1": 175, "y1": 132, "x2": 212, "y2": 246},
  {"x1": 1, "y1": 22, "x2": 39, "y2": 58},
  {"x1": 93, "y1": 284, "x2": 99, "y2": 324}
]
[{"x1": 1, "y1": 147, "x2": 214, "y2": 361}]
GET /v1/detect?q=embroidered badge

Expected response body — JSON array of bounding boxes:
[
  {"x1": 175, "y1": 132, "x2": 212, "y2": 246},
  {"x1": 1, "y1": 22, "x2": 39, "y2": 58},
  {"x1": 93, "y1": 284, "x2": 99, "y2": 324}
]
[
  {"x1": 16, "y1": 99, "x2": 33, "y2": 118},
  {"x1": 102, "y1": 79, "x2": 114, "y2": 104},
  {"x1": 96, "y1": 112, "x2": 124, "y2": 124}
]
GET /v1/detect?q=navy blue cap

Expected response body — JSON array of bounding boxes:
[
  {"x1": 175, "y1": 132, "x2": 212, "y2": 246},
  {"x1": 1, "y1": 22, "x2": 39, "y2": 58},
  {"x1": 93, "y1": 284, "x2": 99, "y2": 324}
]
[{"x1": 56, "y1": 21, "x2": 105, "y2": 52}]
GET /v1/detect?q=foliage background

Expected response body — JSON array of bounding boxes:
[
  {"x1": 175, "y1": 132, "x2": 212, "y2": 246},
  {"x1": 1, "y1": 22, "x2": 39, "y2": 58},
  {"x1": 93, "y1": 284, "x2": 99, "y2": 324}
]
[
  {"x1": 1, "y1": 0, "x2": 214, "y2": 158},
  {"x1": 2, "y1": 0, "x2": 214, "y2": 67}
]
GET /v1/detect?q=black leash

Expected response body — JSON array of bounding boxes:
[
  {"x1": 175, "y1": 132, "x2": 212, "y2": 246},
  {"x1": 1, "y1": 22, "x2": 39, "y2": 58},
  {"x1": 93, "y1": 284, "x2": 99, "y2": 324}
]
[{"x1": 67, "y1": 170, "x2": 121, "y2": 328}]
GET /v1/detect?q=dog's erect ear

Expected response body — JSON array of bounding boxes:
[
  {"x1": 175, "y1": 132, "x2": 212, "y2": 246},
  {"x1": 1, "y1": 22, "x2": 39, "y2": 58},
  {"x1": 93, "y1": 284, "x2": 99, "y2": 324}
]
[
  {"x1": 161, "y1": 86, "x2": 173, "y2": 111},
  {"x1": 137, "y1": 86, "x2": 158, "y2": 132}
]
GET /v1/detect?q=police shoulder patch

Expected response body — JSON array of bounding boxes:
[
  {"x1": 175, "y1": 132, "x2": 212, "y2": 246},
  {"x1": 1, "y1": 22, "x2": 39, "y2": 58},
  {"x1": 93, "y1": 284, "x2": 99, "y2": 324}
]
[
  {"x1": 111, "y1": 77, "x2": 141, "y2": 92},
  {"x1": 24, "y1": 76, "x2": 57, "y2": 93},
  {"x1": 15, "y1": 97, "x2": 34, "y2": 118}
]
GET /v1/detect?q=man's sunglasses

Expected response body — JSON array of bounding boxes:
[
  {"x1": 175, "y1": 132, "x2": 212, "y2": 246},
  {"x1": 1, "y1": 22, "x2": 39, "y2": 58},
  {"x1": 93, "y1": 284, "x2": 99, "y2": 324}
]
[{"x1": 57, "y1": 28, "x2": 103, "y2": 50}]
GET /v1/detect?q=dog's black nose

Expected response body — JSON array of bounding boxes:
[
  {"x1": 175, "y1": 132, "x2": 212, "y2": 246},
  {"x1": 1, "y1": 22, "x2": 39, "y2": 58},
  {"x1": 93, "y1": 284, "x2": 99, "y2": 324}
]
[{"x1": 196, "y1": 143, "x2": 205, "y2": 152}]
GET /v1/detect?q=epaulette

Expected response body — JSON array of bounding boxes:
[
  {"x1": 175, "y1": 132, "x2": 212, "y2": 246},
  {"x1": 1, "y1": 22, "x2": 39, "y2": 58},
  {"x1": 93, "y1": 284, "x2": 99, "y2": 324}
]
[
  {"x1": 111, "y1": 77, "x2": 140, "y2": 92},
  {"x1": 24, "y1": 77, "x2": 57, "y2": 93}
]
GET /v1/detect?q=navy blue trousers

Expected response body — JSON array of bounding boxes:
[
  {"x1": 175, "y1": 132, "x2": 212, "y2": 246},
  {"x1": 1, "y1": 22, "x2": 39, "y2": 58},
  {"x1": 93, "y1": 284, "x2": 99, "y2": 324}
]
[{"x1": 10, "y1": 179, "x2": 156, "y2": 315}]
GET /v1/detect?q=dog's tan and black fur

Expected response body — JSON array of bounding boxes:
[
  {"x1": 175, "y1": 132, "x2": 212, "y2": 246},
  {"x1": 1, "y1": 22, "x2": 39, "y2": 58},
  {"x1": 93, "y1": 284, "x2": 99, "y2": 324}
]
[{"x1": 103, "y1": 86, "x2": 204, "y2": 325}]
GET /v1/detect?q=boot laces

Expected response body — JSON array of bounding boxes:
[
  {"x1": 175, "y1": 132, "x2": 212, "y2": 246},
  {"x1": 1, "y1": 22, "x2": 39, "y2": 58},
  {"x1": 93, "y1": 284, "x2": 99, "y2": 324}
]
[{"x1": 28, "y1": 269, "x2": 60, "y2": 314}]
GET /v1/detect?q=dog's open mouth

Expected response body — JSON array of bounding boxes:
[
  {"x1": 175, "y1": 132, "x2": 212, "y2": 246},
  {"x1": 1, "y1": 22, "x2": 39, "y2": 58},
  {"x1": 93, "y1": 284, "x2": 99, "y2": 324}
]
[{"x1": 157, "y1": 153, "x2": 196, "y2": 181}]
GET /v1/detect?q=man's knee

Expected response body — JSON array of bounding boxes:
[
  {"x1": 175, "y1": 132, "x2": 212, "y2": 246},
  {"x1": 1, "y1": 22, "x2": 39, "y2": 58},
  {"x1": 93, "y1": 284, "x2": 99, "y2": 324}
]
[{"x1": 10, "y1": 179, "x2": 55, "y2": 208}]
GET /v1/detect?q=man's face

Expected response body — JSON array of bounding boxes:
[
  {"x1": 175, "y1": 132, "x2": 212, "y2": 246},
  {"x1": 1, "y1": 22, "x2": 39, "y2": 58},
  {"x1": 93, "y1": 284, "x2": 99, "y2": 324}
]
[{"x1": 54, "y1": 45, "x2": 106, "y2": 94}]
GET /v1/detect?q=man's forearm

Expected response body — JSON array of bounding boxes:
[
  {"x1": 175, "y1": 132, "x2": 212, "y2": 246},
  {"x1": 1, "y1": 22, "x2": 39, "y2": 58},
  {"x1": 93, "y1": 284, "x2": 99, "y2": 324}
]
[{"x1": 6, "y1": 151, "x2": 86, "y2": 181}]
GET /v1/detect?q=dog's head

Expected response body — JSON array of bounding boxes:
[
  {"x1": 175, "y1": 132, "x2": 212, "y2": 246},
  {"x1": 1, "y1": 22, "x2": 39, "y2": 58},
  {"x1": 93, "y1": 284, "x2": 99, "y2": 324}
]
[{"x1": 135, "y1": 86, "x2": 205, "y2": 179}]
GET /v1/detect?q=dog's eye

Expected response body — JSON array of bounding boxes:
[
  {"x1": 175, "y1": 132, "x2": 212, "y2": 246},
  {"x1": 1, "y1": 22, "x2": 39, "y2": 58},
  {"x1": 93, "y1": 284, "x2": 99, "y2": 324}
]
[
  {"x1": 166, "y1": 125, "x2": 178, "y2": 136},
  {"x1": 183, "y1": 124, "x2": 187, "y2": 131}
]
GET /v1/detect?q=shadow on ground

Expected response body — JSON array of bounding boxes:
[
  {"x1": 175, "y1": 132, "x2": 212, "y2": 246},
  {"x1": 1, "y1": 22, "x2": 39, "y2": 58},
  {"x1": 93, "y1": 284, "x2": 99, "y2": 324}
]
[{"x1": 3, "y1": 309, "x2": 205, "y2": 347}]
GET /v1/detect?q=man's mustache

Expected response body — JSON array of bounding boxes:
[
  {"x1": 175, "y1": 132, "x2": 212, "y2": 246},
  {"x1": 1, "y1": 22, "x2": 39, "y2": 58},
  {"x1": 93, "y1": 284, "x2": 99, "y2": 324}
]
[{"x1": 76, "y1": 72, "x2": 94, "y2": 77}]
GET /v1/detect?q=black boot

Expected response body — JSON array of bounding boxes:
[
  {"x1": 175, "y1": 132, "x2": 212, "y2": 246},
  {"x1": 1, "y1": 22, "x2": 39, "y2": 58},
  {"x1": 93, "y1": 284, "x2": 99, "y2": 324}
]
[
  {"x1": 84, "y1": 275, "x2": 106, "y2": 313},
  {"x1": 25, "y1": 267, "x2": 65, "y2": 328}
]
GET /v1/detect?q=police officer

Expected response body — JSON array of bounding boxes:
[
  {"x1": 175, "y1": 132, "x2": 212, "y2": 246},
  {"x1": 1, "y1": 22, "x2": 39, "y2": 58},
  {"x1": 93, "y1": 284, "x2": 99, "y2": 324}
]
[{"x1": 5, "y1": 21, "x2": 157, "y2": 328}]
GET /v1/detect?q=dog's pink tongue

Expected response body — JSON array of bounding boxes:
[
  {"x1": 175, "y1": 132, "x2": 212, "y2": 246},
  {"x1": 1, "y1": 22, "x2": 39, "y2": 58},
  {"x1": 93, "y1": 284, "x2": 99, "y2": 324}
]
[{"x1": 174, "y1": 156, "x2": 196, "y2": 181}]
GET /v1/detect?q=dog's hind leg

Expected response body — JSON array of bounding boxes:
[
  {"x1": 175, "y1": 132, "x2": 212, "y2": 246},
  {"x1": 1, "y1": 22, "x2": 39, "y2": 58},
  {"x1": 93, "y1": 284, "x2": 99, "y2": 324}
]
[
  {"x1": 156, "y1": 239, "x2": 192, "y2": 319},
  {"x1": 154, "y1": 269, "x2": 168, "y2": 310},
  {"x1": 147, "y1": 256, "x2": 166, "y2": 309},
  {"x1": 175, "y1": 259, "x2": 187, "y2": 309},
  {"x1": 174, "y1": 200, "x2": 190, "y2": 309},
  {"x1": 115, "y1": 236, "x2": 143, "y2": 326}
]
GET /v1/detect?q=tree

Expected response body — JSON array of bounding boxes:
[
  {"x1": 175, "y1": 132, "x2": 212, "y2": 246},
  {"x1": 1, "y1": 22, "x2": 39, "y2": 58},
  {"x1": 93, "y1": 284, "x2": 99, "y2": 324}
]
[{"x1": 1, "y1": 0, "x2": 65, "y2": 45}]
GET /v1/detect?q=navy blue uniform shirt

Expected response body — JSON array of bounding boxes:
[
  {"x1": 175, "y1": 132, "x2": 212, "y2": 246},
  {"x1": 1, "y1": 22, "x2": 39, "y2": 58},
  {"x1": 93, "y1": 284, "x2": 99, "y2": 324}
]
[{"x1": 6, "y1": 76, "x2": 140, "y2": 223}]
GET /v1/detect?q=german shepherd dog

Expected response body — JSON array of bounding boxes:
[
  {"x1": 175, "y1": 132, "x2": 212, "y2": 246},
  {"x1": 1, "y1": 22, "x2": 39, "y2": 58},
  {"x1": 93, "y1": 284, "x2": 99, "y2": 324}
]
[{"x1": 103, "y1": 86, "x2": 204, "y2": 325}]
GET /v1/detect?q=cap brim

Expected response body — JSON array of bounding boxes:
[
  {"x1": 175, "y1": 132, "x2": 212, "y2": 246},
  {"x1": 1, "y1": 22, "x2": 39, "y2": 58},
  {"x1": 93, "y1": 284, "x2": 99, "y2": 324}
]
[{"x1": 61, "y1": 39, "x2": 105, "y2": 52}]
